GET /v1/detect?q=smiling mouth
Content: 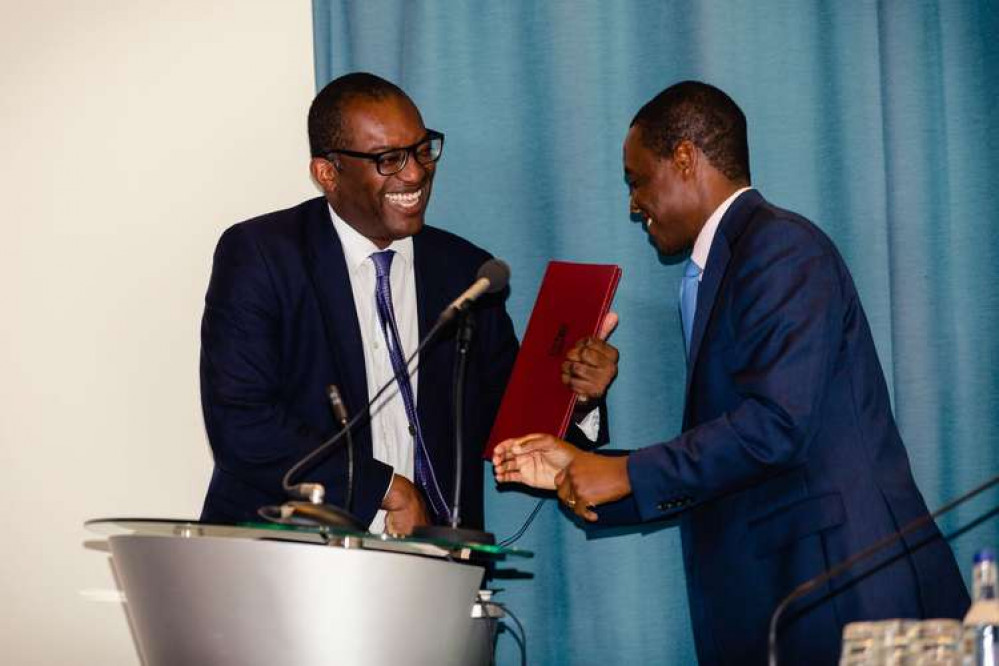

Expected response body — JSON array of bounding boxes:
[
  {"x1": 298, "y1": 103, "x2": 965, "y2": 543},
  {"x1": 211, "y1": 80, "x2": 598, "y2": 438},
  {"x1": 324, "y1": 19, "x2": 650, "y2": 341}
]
[{"x1": 385, "y1": 189, "x2": 424, "y2": 210}]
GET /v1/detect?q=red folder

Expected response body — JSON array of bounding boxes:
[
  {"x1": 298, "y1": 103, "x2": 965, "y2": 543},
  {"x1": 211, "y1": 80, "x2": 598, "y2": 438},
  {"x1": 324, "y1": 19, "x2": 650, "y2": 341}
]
[{"x1": 484, "y1": 261, "x2": 622, "y2": 459}]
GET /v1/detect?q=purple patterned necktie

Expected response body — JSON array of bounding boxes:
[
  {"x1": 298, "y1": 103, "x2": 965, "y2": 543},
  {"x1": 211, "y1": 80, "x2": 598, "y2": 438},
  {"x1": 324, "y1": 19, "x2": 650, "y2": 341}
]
[{"x1": 370, "y1": 250, "x2": 450, "y2": 523}]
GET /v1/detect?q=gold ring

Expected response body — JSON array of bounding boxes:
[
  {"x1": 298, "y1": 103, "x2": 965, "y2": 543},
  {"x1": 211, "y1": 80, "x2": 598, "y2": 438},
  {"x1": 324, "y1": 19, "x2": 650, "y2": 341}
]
[{"x1": 566, "y1": 498, "x2": 577, "y2": 508}]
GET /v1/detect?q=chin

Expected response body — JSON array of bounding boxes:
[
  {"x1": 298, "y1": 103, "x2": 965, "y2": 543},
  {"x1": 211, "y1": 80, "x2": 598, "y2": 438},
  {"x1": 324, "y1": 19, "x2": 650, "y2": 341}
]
[
  {"x1": 651, "y1": 236, "x2": 682, "y2": 257},
  {"x1": 389, "y1": 216, "x2": 425, "y2": 239}
]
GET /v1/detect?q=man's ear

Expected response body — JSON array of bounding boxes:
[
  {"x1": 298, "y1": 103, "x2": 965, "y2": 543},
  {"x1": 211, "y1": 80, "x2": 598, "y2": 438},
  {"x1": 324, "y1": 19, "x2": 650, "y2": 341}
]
[
  {"x1": 672, "y1": 139, "x2": 697, "y2": 177},
  {"x1": 310, "y1": 157, "x2": 338, "y2": 195}
]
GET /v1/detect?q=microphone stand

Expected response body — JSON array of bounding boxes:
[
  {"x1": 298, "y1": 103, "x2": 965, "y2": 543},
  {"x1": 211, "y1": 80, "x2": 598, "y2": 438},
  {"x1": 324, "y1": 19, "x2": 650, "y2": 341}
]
[
  {"x1": 412, "y1": 309, "x2": 495, "y2": 545},
  {"x1": 451, "y1": 310, "x2": 473, "y2": 528}
]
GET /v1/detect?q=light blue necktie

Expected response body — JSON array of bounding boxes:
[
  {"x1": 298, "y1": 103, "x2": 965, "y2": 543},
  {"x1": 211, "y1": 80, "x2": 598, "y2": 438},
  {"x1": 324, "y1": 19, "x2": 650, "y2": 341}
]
[
  {"x1": 370, "y1": 250, "x2": 450, "y2": 523},
  {"x1": 679, "y1": 259, "x2": 702, "y2": 359}
]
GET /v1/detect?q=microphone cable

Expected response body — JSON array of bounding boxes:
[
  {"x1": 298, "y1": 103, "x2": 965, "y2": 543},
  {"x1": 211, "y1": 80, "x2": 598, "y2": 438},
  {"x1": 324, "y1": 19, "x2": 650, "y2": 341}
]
[
  {"x1": 498, "y1": 498, "x2": 547, "y2": 548},
  {"x1": 484, "y1": 600, "x2": 528, "y2": 666}
]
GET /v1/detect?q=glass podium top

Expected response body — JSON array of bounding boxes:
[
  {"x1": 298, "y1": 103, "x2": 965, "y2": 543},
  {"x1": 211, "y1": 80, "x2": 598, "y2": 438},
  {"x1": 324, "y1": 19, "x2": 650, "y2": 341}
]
[{"x1": 85, "y1": 518, "x2": 532, "y2": 561}]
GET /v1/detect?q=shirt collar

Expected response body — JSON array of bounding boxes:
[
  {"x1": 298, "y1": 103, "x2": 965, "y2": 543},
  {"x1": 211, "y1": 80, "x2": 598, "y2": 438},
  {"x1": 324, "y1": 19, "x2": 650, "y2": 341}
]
[
  {"x1": 327, "y1": 203, "x2": 414, "y2": 274},
  {"x1": 690, "y1": 186, "x2": 752, "y2": 276}
]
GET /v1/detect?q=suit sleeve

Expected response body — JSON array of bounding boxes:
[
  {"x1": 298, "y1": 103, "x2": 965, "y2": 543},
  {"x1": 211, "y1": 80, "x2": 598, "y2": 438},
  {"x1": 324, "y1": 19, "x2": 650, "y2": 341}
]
[
  {"x1": 200, "y1": 225, "x2": 392, "y2": 525},
  {"x1": 626, "y1": 222, "x2": 843, "y2": 523}
]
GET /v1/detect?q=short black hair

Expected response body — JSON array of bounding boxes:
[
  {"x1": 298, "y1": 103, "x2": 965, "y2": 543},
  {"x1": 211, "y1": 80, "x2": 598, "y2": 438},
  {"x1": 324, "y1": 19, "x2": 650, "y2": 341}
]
[
  {"x1": 631, "y1": 81, "x2": 750, "y2": 183},
  {"x1": 307, "y1": 72, "x2": 411, "y2": 157}
]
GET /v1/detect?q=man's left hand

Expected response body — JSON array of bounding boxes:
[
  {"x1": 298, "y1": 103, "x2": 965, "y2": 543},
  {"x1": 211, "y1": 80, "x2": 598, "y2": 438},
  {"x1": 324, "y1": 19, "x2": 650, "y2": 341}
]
[
  {"x1": 562, "y1": 312, "x2": 620, "y2": 403},
  {"x1": 555, "y1": 452, "x2": 631, "y2": 522}
]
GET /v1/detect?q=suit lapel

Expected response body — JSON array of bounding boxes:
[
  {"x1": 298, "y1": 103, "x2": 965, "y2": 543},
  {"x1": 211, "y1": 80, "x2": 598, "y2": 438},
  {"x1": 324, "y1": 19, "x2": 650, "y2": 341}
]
[
  {"x1": 301, "y1": 200, "x2": 370, "y2": 424},
  {"x1": 686, "y1": 241, "x2": 730, "y2": 384},
  {"x1": 684, "y1": 190, "x2": 762, "y2": 411},
  {"x1": 412, "y1": 230, "x2": 453, "y2": 428}
]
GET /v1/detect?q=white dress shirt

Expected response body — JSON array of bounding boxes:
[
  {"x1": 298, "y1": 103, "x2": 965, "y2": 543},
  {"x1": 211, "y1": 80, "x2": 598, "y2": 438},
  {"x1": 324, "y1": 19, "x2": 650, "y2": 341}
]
[{"x1": 329, "y1": 205, "x2": 418, "y2": 533}]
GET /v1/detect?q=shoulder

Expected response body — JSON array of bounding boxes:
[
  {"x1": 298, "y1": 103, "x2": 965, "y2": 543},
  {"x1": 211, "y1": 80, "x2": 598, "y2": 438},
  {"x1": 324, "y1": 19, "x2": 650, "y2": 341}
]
[
  {"x1": 727, "y1": 196, "x2": 846, "y2": 274},
  {"x1": 722, "y1": 197, "x2": 858, "y2": 317},
  {"x1": 416, "y1": 225, "x2": 494, "y2": 272},
  {"x1": 219, "y1": 197, "x2": 326, "y2": 249}
]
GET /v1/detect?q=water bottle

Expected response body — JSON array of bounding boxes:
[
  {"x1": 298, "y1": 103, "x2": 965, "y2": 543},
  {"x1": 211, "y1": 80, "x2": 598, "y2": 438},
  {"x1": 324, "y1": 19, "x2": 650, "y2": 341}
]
[{"x1": 964, "y1": 549, "x2": 999, "y2": 666}]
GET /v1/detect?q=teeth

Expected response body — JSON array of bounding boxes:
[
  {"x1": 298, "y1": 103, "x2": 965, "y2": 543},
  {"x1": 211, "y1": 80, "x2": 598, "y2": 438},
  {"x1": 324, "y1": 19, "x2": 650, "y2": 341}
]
[{"x1": 385, "y1": 190, "x2": 423, "y2": 208}]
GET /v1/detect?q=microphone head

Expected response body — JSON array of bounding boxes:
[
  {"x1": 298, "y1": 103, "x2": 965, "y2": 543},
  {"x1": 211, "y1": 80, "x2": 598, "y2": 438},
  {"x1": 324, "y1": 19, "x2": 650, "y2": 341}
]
[{"x1": 477, "y1": 258, "x2": 510, "y2": 293}]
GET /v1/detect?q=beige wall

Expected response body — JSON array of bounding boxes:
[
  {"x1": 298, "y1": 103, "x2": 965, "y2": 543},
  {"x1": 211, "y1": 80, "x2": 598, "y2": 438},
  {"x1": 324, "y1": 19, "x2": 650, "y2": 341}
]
[{"x1": 0, "y1": 2, "x2": 316, "y2": 662}]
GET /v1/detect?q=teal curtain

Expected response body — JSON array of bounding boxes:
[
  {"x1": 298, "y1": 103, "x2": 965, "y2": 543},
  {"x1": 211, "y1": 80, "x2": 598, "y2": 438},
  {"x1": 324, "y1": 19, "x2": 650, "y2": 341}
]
[{"x1": 313, "y1": 2, "x2": 999, "y2": 663}]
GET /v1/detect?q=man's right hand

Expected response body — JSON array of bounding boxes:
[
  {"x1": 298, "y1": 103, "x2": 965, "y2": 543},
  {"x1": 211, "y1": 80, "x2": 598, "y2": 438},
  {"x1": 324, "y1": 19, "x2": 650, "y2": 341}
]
[
  {"x1": 382, "y1": 474, "x2": 430, "y2": 535},
  {"x1": 492, "y1": 433, "x2": 580, "y2": 490}
]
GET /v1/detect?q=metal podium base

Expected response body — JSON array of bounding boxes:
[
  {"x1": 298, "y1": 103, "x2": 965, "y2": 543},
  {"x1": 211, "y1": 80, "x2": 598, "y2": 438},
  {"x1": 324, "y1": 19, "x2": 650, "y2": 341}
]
[{"x1": 109, "y1": 533, "x2": 491, "y2": 666}]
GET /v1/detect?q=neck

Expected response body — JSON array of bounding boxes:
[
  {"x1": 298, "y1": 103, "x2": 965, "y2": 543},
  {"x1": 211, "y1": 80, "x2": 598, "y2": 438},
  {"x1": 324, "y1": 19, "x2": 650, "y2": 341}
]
[{"x1": 700, "y1": 177, "x2": 748, "y2": 221}]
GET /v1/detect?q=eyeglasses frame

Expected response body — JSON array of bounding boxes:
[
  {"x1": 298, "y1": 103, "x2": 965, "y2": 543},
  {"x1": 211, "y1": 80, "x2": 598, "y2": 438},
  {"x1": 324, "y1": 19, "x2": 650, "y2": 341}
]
[{"x1": 323, "y1": 129, "x2": 445, "y2": 176}]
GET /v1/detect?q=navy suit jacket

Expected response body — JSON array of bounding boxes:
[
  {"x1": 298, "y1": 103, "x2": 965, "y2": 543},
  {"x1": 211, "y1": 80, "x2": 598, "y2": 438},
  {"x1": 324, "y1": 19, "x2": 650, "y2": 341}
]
[
  {"x1": 199, "y1": 197, "x2": 519, "y2": 529},
  {"x1": 600, "y1": 190, "x2": 968, "y2": 665}
]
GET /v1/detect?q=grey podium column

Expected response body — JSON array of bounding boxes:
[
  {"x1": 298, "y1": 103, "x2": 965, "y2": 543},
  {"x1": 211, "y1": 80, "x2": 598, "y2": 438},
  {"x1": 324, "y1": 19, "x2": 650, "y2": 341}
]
[{"x1": 110, "y1": 534, "x2": 489, "y2": 666}]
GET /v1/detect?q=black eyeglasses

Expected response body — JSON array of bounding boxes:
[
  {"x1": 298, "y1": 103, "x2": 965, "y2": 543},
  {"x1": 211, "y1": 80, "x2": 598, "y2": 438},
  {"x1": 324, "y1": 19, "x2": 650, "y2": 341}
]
[{"x1": 325, "y1": 130, "x2": 444, "y2": 176}]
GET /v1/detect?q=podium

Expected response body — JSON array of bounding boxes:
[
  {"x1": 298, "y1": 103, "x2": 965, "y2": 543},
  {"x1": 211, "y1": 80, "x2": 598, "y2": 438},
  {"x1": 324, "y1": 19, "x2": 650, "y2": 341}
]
[{"x1": 86, "y1": 519, "x2": 530, "y2": 666}]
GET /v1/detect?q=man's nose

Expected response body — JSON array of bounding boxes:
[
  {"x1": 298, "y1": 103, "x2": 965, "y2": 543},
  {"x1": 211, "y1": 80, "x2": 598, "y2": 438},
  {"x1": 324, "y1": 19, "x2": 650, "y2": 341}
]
[{"x1": 396, "y1": 152, "x2": 429, "y2": 183}]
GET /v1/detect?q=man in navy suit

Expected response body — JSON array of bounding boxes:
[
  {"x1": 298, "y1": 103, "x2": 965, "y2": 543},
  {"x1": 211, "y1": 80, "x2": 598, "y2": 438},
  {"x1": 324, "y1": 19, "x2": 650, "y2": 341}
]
[
  {"x1": 201, "y1": 73, "x2": 616, "y2": 535},
  {"x1": 493, "y1": 81, "x2": 968, "y2": 664}
]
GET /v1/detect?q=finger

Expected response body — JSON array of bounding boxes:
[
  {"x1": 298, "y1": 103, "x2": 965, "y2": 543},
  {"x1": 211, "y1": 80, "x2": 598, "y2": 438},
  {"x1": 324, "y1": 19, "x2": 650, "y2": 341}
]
[
  {"x1": 567, "y1": 373, "x2": 600, "y2": 392},
  {"x1": 492, "y1": 459, "x2": 515, "y2": 475},
  {"x1": 556, "y1": 483, "x2": 572, "y2": 507},
  {"x1": 565, "y1": 362, "x2": 598, "y2": 383},
  {"x1": 495, "y1": 470, "x2": 523, "y2": 484},
  {"x1": 512, "y1": 434, "x2": 557, "y2": 455},
  {"x1": 565, "y1": 345, "x2": 584, "y2": 363},
  {"x1": 502, "y1": 433, "x2": 547, "y2": 456},
  {"x1": 492, "y1": 448, "x2": 518, "y2": 468},
  {"x1": 597, "y1": 311, "x2": 619, "y2": 341},
  {"x1": 567, "y1": 350, "x2": 617, "y2": 376},
  {"x1": 582, "y1": 507, "x2": 599, "y2": 522},
  {"x1": 578, "y1": 343, "x2": 618, "y2": 366},
  {"x1": 570, "y1": 491, "x2": 592, "y2": 519},
  {"x1": 491, "y1": 438, "x2": 519, "y2": 458}
]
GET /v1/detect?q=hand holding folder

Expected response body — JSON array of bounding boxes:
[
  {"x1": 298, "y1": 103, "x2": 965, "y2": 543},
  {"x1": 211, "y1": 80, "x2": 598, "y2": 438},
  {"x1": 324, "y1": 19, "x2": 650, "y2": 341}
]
[
  {"x1": 484, "y1": 261, "x2": 621, "y2": 459},
  {"x1": 561, "y1": 311, "x2": 619, "y2": 405}
]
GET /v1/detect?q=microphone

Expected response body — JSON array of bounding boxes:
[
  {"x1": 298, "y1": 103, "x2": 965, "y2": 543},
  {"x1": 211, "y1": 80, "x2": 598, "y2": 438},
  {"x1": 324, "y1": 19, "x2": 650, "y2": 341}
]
[
  {"x1": 263, "y1": 383, "x2": 364, "y2": 531},
  {"x1": 767, "y1": 473, "x2": 999, "y2": 666},
  {"x1": 327, "y1": 383, "x2": 348, "y2": 423},
  {"x1": 439, "y1": 259, "x2": 510, "y2": 323},
  {"x1": 326, "y1": 384, "x2": 354, "y2": 513},
  {"x1": 267, "y1": 259, "x2": 512, "y2": 541}
]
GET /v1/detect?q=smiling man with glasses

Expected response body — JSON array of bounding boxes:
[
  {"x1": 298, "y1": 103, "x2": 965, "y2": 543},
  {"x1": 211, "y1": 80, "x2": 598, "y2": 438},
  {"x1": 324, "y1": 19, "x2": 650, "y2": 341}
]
[{"x1": 198, "y1": 72, "x2": 615, "y2": 536}]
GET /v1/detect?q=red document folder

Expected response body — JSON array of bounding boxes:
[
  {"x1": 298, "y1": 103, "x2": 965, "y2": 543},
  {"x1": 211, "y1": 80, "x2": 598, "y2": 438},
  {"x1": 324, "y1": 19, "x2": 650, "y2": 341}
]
[{"x1": 484, "y1": 261, "x2": 622, "y2": 459}]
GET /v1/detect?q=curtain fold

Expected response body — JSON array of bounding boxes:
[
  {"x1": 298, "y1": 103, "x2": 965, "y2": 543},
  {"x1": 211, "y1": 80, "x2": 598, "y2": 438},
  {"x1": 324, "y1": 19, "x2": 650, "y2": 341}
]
[{"x1": 313, "y1": 2, "x2": 999, "y2": 663}]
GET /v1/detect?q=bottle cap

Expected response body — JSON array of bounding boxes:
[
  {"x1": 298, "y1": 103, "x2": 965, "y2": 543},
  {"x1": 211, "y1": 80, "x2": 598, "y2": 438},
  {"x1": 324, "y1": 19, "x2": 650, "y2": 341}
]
[{"x1": 974, "y1": 548, "x2": 996, "y2": 564}]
